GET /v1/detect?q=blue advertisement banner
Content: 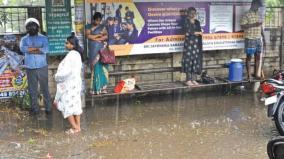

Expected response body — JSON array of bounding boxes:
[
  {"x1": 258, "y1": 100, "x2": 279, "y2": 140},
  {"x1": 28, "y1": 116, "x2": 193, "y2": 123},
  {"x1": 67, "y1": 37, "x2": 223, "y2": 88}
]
[{"x1": 85, "y1": 0, "x2": 253, "y2": 56}]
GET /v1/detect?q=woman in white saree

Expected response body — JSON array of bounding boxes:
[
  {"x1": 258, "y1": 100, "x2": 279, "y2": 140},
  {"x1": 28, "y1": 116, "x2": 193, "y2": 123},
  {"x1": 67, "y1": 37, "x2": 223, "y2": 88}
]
[{"x1": 54, "y1": 35, "x2": 83, "y2": 134}]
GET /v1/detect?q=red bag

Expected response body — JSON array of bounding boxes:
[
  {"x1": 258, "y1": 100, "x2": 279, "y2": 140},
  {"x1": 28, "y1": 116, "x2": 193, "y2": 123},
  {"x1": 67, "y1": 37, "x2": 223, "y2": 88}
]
[
  {"x1": 99, "y1": 48, "x2": 116, "y2": 64},
  {"x1": 114, "y1": 80, "x2": 125, "y2": 93}
]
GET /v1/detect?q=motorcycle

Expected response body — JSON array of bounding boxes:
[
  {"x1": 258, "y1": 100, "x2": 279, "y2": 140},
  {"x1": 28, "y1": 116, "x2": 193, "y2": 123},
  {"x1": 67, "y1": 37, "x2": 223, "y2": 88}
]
[{"x1": 261, "y1": 70, "x2": 284, "y2": 135}]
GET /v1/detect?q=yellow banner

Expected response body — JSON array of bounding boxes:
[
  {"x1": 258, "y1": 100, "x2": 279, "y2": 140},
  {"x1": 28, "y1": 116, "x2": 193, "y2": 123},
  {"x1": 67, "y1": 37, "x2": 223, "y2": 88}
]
[
  {"x1": 110, "y1": 45, "x2": 133, "y2": 56},
  {"x1": 0, "y1": 69, "x2": 27, "y2": 92},
  {"x1": 75, "y1": 0, "x2": 84, "y2": 5}
]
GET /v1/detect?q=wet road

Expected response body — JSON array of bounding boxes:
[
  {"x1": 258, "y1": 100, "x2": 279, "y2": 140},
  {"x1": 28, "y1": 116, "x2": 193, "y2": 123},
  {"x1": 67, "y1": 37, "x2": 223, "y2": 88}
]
[{"x1": 0, "y1": 90, "x2": 277, "y2": 159}]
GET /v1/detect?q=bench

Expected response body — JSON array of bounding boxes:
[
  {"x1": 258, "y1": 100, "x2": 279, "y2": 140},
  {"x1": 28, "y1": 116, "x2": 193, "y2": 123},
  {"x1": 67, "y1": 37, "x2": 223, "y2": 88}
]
[
  {"x1": 87, "y1": 63, "x2": 254, "y2": 100},
  {"x1": 49, "y1": 60, "x2": 255, "y2": 105}
]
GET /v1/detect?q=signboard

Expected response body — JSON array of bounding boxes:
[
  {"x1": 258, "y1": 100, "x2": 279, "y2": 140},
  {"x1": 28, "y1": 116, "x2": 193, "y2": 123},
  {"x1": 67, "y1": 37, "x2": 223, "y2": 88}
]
[
  {"x1": 46, "y1": 0, "x2": 72, "y2": 55},
  {"x1": 85, "y1": 0, "x2": 252, "y2": 56},
  {"x1": 0, "y1": 68, "x2": 27, "y2": 99}
]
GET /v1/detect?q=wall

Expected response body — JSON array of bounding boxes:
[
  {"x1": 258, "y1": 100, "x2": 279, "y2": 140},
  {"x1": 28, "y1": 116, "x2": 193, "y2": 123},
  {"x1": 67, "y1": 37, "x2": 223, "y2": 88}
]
[{"x1": 47, "y1": 27, "x2": 281, "y2": 96}]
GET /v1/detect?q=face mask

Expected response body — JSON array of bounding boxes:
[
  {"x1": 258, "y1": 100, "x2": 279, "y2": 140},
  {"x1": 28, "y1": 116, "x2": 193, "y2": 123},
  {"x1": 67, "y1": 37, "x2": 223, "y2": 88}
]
[{"x1": 26, "y1": 22, "x2": 39, "y2": 36}]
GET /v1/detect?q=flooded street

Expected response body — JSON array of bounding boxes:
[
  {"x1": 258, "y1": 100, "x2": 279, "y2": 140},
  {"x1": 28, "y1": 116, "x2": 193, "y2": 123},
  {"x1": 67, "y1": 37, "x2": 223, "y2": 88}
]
[{"x1": 0, "y1": 89, "x2": 277, "y2": 159}]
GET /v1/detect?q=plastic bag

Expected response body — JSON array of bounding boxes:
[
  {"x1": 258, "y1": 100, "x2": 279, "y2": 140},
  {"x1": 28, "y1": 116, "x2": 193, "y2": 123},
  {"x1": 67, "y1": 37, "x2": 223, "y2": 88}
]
[
  {"x1": 114, "y1": 78, "x2": 136, "y2": 93},
  {"x1": 4, "y1": 47, "x2": 24, "y2": 69},
  {"x1": 0, "y1": 46, "x2": 24, "y2": 75},
  {"x1": 0, "y1": 61, "x2": 8, "y2": 75}
]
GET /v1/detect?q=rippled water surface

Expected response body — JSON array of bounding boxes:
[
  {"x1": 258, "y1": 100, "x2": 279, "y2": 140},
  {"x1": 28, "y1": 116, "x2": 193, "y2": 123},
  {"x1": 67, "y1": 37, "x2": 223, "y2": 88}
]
[{"x1": 0, "y1": 90, "x2": 277, "y2": 159}]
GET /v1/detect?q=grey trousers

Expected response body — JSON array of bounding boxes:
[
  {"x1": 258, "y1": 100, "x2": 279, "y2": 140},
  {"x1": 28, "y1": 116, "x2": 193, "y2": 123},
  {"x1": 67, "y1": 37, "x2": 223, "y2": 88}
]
[{"x1": 26, "y1": 66, "x2": 51, "y2": 112}]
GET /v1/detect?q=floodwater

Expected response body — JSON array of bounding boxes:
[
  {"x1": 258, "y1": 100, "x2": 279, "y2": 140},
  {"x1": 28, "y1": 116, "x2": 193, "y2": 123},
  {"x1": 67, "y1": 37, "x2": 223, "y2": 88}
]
[{"x1": 0, "y1": 88, "x2": 277, "y2": 159}]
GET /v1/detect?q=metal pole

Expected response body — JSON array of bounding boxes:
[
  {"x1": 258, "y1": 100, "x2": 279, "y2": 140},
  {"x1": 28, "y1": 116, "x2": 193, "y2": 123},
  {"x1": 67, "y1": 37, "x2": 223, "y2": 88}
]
[
  {"x1": 171, "y1": 53, "x2": 174, "y2": 82},
  {"x1": 281, "y1": 7, "x2": 284, "y2": 69},
  {"x1": 115, "y1": 94, "x2": 119, "y2": 126},
  {"x1": 280, "y1": 26, "x2": 283, "y2": 69}
]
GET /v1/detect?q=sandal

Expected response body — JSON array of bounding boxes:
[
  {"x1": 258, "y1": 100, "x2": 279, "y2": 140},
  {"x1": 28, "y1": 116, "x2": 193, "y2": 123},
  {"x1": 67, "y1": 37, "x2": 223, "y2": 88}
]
[
  {"x1": 65, "y1": 128, "x2": 80, "y2": 135},
  {"x1": 89, "y1": 90, "x2": 96, "y2": 95},
  {"x1": 192, "y1": 81, "x2": 199, "y2": 86},
  {"x1": 101, "y1": 89, "x2": 108, "y2": 94}
]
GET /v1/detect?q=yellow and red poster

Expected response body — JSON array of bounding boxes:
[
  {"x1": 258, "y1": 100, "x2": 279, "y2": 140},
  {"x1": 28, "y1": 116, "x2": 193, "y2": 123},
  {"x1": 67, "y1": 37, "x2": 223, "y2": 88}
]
[
  {"x1": 85, "y1": 0, "x2": 253, "y2": 56},
  {"x1": 0, "y1": 68, "x2": 27, "y2": 99}
]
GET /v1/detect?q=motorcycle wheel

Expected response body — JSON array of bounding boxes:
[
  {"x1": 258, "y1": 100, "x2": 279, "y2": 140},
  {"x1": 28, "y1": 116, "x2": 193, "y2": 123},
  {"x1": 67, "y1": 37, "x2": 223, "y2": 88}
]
[{"x1": 274, "y1": 102, "x2": 284, "y2": 135}]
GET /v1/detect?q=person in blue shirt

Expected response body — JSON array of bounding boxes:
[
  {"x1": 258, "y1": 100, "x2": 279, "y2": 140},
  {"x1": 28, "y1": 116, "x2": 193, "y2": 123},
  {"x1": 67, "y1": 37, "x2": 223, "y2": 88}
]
[
  {"x1": 106, "y1": 17, "x2": 115, "y2": 44},
  {"x1": 116, "y1": 22, "x2": 138, "y2": 44},
  {"x1": 113, "y1": 18, "x2": 121, "y2": 34},
  {"x1": 20, "y1": 18, "x2": 52, "y2": 115},
  {"x1": 106, "y1": 17, "x2": 122, "y2": 45},
  {"x1": 115, "y1": 4, "x2": 122, "y2": 24}
]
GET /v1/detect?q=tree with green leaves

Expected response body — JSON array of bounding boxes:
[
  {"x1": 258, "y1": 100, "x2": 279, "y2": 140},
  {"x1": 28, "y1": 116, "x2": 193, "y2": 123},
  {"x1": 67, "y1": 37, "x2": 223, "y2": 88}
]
[
  {"x1": 266, "y1": 0, "x2": 284, "y2": 6},
  {"x1": 0, "y1": 0, "x2": 45, "y2": 6}
]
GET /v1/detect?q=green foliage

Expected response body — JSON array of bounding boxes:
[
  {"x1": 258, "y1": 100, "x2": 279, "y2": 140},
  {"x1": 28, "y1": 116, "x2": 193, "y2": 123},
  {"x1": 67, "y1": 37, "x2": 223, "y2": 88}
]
[
  {"x1": 266, "y1": 0, "x2": 283, "y2": 6},
  {"x1": 0, "y1": 0, "x2": 45, "y2": 6},
  {"x1": 11, "y1": 91, "x2": 31, "y2": 109},
  {"x1": 0, "y1": 11, "x2": 9, "y2": 27},
  {"x1": 27, "y1": 138, "x2": 36, "y2": 145},
  {"x1": 17, "y1": 128, "x2": 25, "y2": 135},
  {"x1": 21, "y1": 92, "x2": 31, "y2": 109}
]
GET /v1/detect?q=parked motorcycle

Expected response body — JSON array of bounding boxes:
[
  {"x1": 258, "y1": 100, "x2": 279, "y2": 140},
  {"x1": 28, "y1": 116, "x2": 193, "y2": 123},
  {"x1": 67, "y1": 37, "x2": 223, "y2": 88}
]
[{"x1": 261, "y1": 70, "x2": 284, "y2": 135}]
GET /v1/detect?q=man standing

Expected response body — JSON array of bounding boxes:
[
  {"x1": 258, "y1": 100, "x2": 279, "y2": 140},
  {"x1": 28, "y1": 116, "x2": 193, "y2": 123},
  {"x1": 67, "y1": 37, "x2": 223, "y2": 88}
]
[
  {"x1": 240, "y1": 0, "x2": 265, "y2": 81},
  {"x1": 20, "y1": 18, "x2": 52, "y2": 115},
  {"x1": 115, "y1": 4, "x2": 123, "y2": 24}
]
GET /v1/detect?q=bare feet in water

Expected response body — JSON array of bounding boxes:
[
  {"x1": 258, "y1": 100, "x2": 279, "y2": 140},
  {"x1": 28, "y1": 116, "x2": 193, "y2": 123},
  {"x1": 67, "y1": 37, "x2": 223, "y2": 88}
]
[
  {"x1": 192, "y1": 80, "x2": 199, "y2": 85},
  {"x1": 186, "y1": 81, "x2": 194, "y2": 86}
]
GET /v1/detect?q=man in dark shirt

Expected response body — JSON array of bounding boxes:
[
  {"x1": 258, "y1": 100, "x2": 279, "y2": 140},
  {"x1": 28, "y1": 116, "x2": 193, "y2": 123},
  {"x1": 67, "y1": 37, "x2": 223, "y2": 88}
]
[
  {"x1": 125, "y1": 6, "x2": 134, "y2": 24},
  {"x1": 115, "y1": 4, "x2": 122, "y2": 24}
]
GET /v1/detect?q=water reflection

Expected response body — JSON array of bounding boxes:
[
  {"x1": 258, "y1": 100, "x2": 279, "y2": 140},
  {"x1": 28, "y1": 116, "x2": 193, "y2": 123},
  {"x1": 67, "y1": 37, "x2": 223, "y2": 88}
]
[{"x1": 0, "y1": 90, "x2": 276, "y2": 159}]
